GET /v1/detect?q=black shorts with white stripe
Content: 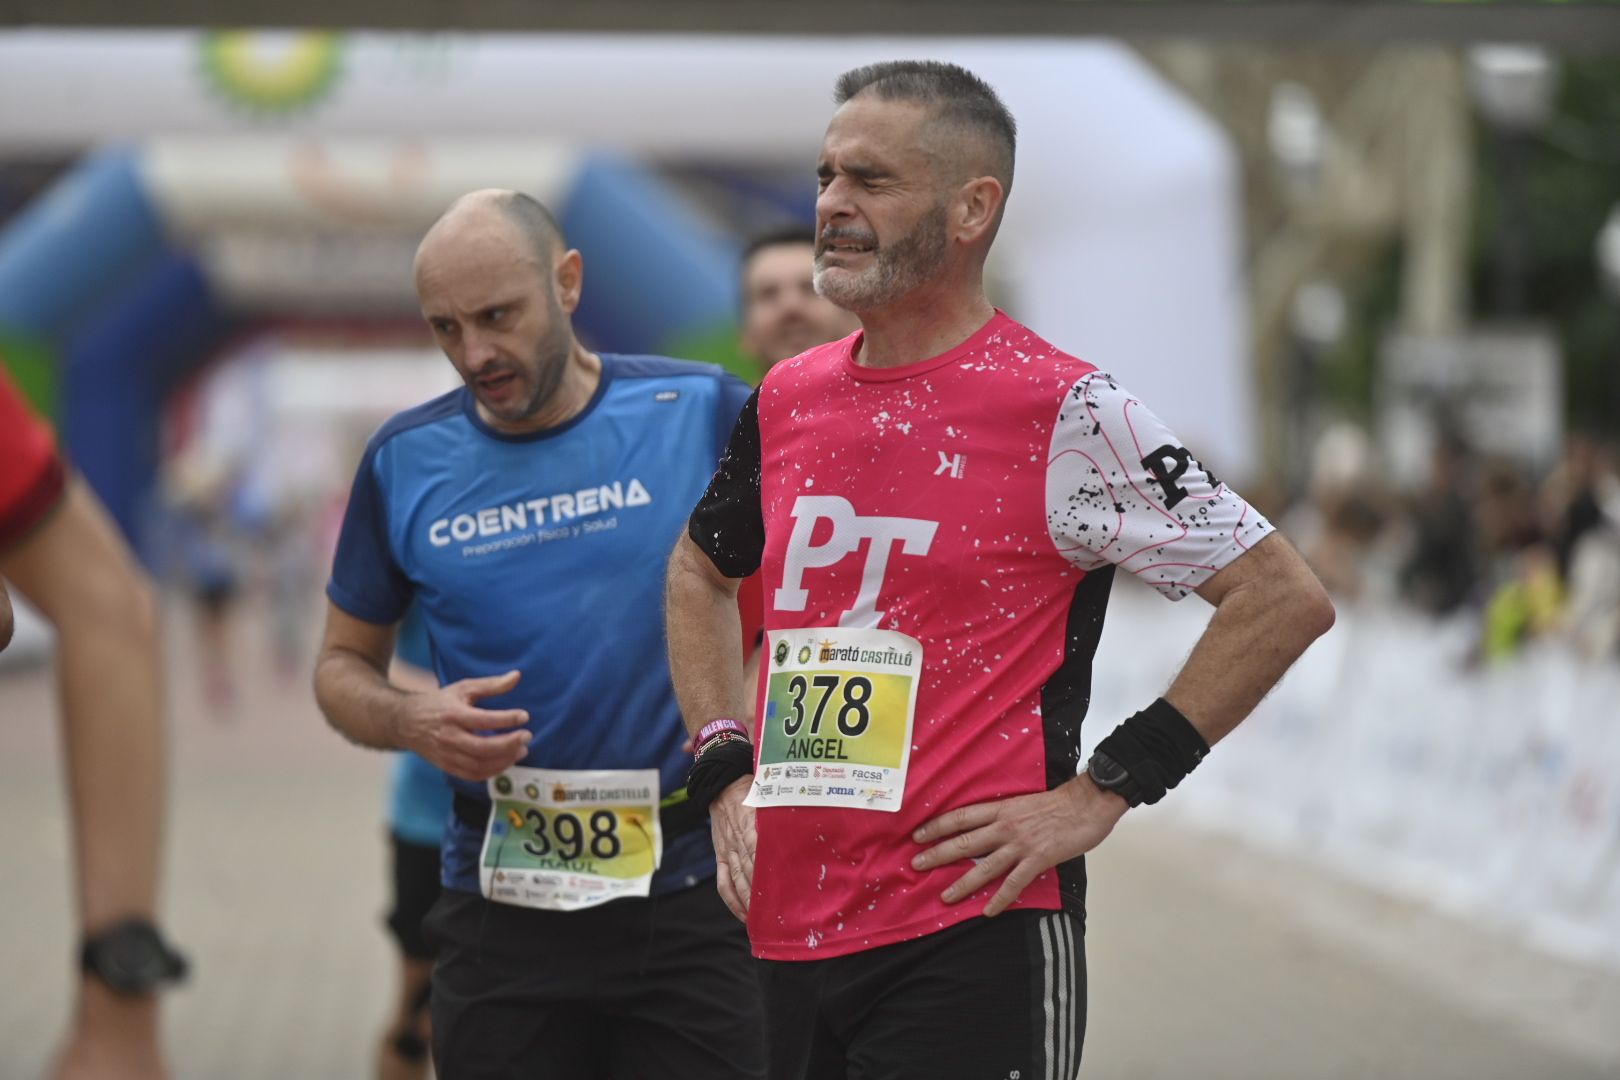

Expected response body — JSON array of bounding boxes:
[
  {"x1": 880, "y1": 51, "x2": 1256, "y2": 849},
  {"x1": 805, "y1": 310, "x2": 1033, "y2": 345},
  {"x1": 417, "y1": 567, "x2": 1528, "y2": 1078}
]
[{"x1": 758, "y1": 910, "x2": 1086, "y2": 1080}]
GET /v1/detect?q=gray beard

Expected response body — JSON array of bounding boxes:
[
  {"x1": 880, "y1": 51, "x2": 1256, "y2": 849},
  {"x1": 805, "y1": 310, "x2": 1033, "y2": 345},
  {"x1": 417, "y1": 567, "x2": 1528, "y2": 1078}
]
[{"x1": 815, "y1": 204, "x2": 948, "y2": 312}]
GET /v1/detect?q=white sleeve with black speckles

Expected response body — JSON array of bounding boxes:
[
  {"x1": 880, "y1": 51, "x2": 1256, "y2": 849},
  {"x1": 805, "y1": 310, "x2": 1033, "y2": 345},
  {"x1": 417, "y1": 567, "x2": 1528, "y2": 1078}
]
[{"x1": 1044, "y1": 371, "x2": 1272, "y2": 600}]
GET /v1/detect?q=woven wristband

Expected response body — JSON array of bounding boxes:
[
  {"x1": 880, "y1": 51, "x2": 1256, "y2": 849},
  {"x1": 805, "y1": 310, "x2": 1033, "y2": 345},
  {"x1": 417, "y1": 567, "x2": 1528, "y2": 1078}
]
[
  {"x1": 694, "y1": 731, "x2": 749, "y2": 760},
  {"x1": 696, "y1": 718, "x2": 747, "y2": 744}
]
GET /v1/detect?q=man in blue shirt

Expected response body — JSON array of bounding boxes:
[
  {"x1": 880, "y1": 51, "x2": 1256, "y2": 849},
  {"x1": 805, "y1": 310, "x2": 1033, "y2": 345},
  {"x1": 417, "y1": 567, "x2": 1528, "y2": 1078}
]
[{"x1": 314, "y1": 189, "x2": 763, "y2": 1079}]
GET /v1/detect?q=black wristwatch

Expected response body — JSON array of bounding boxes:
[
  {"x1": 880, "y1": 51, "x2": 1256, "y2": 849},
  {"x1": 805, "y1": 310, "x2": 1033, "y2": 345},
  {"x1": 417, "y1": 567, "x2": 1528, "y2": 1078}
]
[
  {"x1": 1085, "y1": 749, "x2": 1145, "y2": 808},
  {"x1": 80, "y1": 918, "x2": 188, "y2": 996}
]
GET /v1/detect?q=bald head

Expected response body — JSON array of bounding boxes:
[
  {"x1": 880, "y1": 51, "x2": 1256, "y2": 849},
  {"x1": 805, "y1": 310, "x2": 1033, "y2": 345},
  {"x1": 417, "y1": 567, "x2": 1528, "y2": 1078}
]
[
  {"x1": 414, "y1": 189, "x2": 587, "y2": 432},
  {"x1": 416, "y1": 188, "x2": 566, "y2": 277}
]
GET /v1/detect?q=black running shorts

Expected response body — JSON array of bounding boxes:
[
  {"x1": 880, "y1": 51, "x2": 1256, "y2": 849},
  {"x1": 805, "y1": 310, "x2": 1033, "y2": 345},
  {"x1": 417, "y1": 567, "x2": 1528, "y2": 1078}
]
[
  {"x1": 758, "y1": 910, "x2": 1086, "y2": 1080},
  {"x1": 423, "y1": 881, "x2": 766, "y2": 1080}
]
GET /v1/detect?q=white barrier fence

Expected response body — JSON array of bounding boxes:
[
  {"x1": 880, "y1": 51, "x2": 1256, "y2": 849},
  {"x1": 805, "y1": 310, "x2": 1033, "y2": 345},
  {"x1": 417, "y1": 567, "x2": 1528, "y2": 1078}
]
[{"x1": 1089, "y1": 584, "x2": 1620, "y2": 971}]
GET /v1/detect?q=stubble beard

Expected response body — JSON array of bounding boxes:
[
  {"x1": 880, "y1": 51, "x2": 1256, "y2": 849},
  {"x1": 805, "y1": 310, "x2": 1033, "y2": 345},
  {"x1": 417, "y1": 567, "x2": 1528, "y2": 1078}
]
[
  {"x1": 814, "y1": 202, "x2": 949, "y2": 313},
  {"x1": 479, "y1": 296, "x2": 575, "y2": 425}
]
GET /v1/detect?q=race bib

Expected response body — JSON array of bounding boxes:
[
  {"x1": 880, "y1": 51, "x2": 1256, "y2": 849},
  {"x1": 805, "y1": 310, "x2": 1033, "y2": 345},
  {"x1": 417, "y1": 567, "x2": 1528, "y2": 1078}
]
[
  {"x1": 479, "y1": 767, "x2": 661, "y2": 911},
  {"x1": 747, "y1": 627, "x2": 920, "y2": 812}
]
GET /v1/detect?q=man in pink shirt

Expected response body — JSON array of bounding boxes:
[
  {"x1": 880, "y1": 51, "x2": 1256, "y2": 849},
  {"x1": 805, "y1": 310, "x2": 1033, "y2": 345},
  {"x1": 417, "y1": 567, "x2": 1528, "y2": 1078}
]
[{"x1": 666, "y1": 61, "x2": 1334, "y2": 1078}]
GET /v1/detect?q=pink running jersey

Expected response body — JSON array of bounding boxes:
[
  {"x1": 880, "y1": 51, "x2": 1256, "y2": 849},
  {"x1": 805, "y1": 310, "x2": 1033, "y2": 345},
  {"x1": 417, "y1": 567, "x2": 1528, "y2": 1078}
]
[{"x1": 688, "y1": 311, "x2": 1270, "y2": 960}]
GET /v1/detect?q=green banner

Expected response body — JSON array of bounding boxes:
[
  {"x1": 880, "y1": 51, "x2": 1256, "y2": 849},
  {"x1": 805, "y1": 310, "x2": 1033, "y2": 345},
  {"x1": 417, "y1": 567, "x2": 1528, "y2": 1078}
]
[{"x1": 0, "y1": 329, "x2": 57, "y2": 426}]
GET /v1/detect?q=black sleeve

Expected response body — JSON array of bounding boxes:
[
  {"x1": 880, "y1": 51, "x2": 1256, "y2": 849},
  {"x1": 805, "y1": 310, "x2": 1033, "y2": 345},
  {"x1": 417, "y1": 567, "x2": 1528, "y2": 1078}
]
[{"x1": 687, "y1": 388, "x2": 764, "y2": 578}]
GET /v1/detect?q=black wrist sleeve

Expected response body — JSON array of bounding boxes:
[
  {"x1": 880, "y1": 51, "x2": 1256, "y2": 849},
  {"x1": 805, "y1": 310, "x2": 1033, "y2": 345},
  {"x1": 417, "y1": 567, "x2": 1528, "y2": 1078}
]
[
  {"x1": 1094, "y1": 697, "x2": 1209, "y2": 805},
  {"x1": 686, "y1": 740, "x2": 756, "y2": 810}
]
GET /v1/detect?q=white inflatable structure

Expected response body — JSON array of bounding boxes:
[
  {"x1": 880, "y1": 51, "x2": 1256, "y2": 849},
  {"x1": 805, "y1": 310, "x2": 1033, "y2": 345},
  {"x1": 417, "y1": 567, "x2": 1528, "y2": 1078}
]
[{"x1": 0, "y1": 30, "x2": 1257, "y2": 476}]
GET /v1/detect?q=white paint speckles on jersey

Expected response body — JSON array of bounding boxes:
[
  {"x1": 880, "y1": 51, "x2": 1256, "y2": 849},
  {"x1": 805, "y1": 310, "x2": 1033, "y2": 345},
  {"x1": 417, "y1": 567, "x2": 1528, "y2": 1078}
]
[{"x1": 691, "y1": 312, "x2": 1270, "y2": 962}]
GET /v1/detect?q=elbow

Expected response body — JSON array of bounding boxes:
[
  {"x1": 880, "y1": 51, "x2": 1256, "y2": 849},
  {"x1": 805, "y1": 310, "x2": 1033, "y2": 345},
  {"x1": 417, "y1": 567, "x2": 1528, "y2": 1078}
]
[{"x1": 1298, "y1": 577, "x2": 1336, "y2": 642}]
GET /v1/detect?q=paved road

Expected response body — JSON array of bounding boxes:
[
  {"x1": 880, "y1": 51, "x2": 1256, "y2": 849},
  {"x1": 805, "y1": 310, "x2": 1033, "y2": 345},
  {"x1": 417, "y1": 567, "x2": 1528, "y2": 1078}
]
[{"x1": 1, "y1": 601, "x2": 1617, "y2": 1079}]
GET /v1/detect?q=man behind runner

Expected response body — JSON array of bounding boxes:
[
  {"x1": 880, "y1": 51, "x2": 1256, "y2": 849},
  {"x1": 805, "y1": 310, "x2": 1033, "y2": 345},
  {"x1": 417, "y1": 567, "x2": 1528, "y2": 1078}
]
[
  {"x1": 666, "y1": 61, "x2": 1336, "y2": 1079},
  {"x1": 372, "y1": 604, "x2": 448, "y2": 1080},
  {"x1": 313, "y1": 189, "x2": 764, "y2": 1079},
  {"x1": 732, "y1": 227, "x2": 860, "y2": 699},
  {"x1": 738, "y1": 225, "x2": 858, "y2": 380},
  {"x1": 1, "y1": 365, "x2": 186, "y2": 1079}
]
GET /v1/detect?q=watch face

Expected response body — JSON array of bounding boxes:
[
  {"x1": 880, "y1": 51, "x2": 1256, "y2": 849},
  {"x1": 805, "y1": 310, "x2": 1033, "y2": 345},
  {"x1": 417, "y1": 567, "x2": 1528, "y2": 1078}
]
[
  {"x1": 1088, "y1": 754, "x2": 1129, "y2": 787},
  {"x1": 85, "y1": 922, "x2": 186, "y2": 995},
  {"x1": 102, "y1": 937, "x2": 167, "y2": 989}
]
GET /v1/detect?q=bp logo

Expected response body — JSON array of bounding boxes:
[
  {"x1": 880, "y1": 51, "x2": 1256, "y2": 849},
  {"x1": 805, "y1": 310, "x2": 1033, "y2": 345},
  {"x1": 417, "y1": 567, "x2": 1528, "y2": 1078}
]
[
  {"x1": 773, "y1": 640, "x2": 789, "y2": 667},
  {"x1": 198, "y1": 31, "x2": 345, "y2": 116},
  {"x1": 494, "y1": 775, "x2": 514, "y2": 796},
  {"x1": 797, "y1": 644, "x2": 813, "y2": 665}
]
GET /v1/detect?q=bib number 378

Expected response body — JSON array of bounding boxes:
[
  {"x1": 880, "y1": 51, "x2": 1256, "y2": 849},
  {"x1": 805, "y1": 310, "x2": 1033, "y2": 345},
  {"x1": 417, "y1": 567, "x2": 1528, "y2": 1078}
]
[{"x1": 748, "y1": 627, "x2": 921, "y2": 813}]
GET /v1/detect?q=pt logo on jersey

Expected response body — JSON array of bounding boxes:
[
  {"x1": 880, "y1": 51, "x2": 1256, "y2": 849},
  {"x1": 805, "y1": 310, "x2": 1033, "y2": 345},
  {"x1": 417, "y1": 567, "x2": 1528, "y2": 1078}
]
[
  {"x1": 775, "y1": 496, "x2": 937, "y2": 628},
  {"x1": 1142, "y1": 443, "x2": 1221, "y2": 510}
]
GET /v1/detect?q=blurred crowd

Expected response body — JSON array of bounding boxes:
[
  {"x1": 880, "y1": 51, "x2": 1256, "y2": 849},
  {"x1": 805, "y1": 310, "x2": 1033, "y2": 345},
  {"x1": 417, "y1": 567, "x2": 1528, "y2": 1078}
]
[{"x1": 1285, "y1": 420, "x2": 1620, "y2": 665}]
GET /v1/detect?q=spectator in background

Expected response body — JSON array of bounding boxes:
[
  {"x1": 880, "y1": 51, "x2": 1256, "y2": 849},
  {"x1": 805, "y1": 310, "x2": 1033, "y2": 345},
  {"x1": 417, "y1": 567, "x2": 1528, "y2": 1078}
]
[
  {"x1": 1, "y1": 366, "x2": 186, "y2": 1080},
  {"x1": 1557, "y1": 436, "x2": 1620, "y2": 661},
  {"x1": 1292, "y1": 420, "x2": 1391, "y2": 603},
  {"x1": 1475, "y1": 460, "x2": 1561, "y2": 663},
  {"x1": 163, "y1": 454, "x2": 244, "y2": 712},
  {"x1": 1545, "y1": 432, "x2": 1612, "y2": 585},
  {"x1": 737, "y1": 225, "x2": 858, "y2": 380},
  {"x1": 1399, "y1": 425, "x2": 1481, "y2": 616}
]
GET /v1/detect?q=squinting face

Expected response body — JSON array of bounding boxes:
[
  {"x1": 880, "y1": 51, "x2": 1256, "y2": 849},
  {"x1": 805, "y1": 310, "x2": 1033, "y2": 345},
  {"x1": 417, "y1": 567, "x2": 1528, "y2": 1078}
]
[
  {"x1": 741, "y1": 242, "x2": 859, "y2": 366},
  {"x1": 416, "y1": 223, "x2": 575, "y2": 428},
  {"x1": 813, "y1": 96, "x2": 950, "y2": 313}
]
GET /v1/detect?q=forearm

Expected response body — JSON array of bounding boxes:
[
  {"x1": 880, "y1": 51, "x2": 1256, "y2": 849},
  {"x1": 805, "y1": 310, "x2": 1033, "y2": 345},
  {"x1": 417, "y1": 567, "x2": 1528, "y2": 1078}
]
[
  {"x1": 55, "y1": 571, "x2": 164, "y2": 931},
  {"x1": 665, "y1": 537, "x2": 748, "y2": 739},
  {"x1": 2, "y1": 483, "x2": 166, "y2": 932},
  {"x1": 314, "y1": 647, "x2": 412, "y2": 751},
  {"x1": 1165, "y1": 544, "x2": 1335, "y2": 747}
]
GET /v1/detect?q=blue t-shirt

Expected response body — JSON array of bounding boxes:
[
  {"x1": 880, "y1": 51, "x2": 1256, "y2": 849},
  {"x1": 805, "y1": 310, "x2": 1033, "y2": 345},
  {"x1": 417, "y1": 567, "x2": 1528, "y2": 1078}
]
[
  {"x1": 328, "y1": 355, "x2": 750, "y2": 895},
  {"x1": 387, "y1": 603, "x2": 453, "y2": 848}
]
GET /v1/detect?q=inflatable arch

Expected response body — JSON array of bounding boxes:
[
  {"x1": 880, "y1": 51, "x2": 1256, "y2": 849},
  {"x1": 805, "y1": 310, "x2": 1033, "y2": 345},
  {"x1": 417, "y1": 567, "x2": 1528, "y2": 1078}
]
[{"x1": 0, "y1": 32, "x2": 1252, "y2": 553}]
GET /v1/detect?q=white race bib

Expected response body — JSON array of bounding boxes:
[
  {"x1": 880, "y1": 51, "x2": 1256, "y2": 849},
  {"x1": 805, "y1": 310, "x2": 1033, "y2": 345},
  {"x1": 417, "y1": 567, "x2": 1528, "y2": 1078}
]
[
  {"x1": 479, "y1": 767, "x2": 661, "y2": 911},
  {"x1": 747, "y1": 627, "x2": 921, "y2": 813}
]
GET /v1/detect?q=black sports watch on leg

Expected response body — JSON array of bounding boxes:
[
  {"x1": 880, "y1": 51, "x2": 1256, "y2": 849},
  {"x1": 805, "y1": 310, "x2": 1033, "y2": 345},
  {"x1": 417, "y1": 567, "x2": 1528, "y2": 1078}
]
[
  {"x1": 80, "y1": 918, "x2": 188, "y2": 996},
  {"x1": 1084, "y1": 749, "x2": 1145, "y2": 808}
]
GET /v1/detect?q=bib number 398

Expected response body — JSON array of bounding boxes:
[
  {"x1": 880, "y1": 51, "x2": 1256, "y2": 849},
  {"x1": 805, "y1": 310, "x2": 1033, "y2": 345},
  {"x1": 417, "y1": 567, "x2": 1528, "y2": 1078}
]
[
  {"x1": 478, "y1": 767, "x2": 661, "y2": 912},
  {"x1": 517, "y1": 808, "x2": 623, "y2": 862}
]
